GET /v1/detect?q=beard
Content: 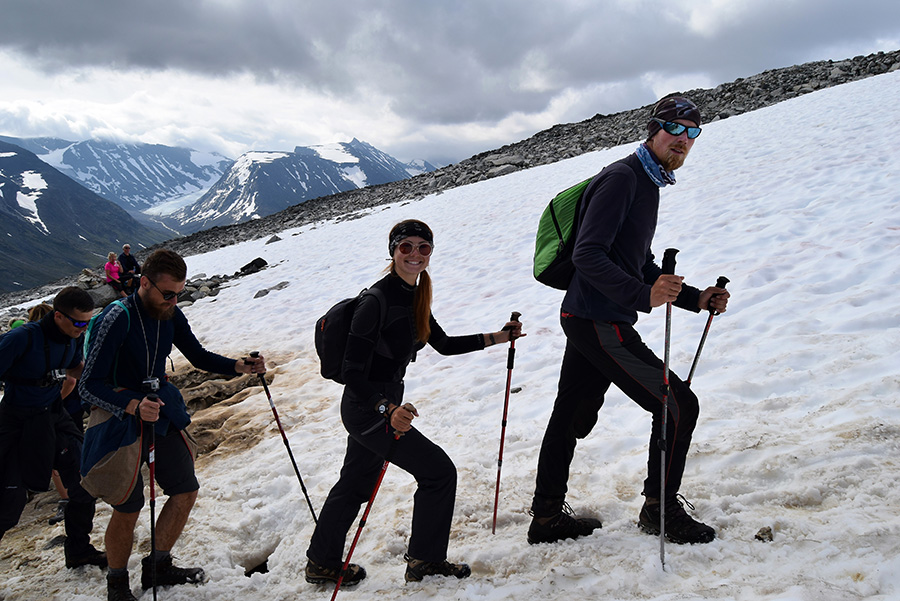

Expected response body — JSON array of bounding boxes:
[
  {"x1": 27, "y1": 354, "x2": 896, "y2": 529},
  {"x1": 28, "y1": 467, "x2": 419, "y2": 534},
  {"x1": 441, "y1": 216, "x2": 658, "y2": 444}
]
[
  {"x1": 145, "y1": 301, "x2": 176, "y2": 321},
  {"x1": 658, "y1": 145, "x2": 689, "y2": 171}
]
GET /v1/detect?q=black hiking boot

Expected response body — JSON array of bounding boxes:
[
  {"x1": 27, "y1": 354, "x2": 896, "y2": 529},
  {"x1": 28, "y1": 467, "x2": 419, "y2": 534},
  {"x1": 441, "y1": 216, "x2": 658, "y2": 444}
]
[
  {"x1": 404, "y1": 554, "x2": 471, "y2": 582},
  {"x1": 49, "y1": 500, "x2": 68, "y2": 525},
  {"x1": 638, "y1": 495, "x2": 716, "y2": 544},
  {"x1": 141, "y1": 554, "x2": 205, "y2": 589},
  {"x1": 106, "y1": 572, "x2": 137, "y2": 601},
  {"x1": 66, "y1": 544, "x2": 108, "y2": 569},
  {"x1": 305, "y1": 559, "x2": 367, "y2": 586},
  {"x1": 527, "y1": 503, "x2": 602, "y2": 545}
]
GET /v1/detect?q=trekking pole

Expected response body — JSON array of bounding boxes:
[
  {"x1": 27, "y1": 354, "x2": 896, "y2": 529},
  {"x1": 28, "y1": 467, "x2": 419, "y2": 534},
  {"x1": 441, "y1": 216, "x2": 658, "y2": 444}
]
[
  {"x1": 492, "y1": 311, "x2": 521, "y2": 534},
  {"x1": 247, "y1": 351, "x2": 318, "y2": 524},
  {"x1": 331, "y1": 409, "x2": 411, "y2": 601},
  {"x1": 686, "y1": 277, "x2": 729, "y2": 387},
  {"x1": 145, "y1": 393, "x2": 160, "y2": 601},
  {"x1": 659, "y1": 248, "x2": 678, "y2": 570}
]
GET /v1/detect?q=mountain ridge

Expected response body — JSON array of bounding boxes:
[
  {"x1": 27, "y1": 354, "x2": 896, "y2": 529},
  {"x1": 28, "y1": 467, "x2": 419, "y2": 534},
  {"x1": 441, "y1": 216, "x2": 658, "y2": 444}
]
[{"x1": 0, "y1": 48, "x2": 897, "y2": 309}]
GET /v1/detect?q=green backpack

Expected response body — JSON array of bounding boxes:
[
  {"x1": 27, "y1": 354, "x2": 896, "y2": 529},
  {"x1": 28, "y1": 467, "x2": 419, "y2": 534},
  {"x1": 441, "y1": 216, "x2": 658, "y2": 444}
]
[{"x1": 533, "y1": 177, "x2": 593, "y2": 290}]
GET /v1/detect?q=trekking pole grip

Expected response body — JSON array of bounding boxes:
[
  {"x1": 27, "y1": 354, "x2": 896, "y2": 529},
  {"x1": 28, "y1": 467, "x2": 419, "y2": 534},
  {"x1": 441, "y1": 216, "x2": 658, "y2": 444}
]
[
  {"x1": 140, "y1": 393, "x2": 159, "y2": 422},
  {"x1": 662, "y1": 248, "x2": 679, "y2": 275},
  {"x1": 711, "y1": 276, "x2": 730, "y2": 315},
  {"x1": 502, "y1": 311, "x2": 522, "y2": 343}
]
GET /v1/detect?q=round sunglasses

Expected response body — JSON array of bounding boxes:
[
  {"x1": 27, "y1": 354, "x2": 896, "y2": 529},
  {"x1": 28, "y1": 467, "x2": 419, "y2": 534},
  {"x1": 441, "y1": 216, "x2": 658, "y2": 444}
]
[{"x1": 396, "y1": 241, "x2": 433, "y2": 256}]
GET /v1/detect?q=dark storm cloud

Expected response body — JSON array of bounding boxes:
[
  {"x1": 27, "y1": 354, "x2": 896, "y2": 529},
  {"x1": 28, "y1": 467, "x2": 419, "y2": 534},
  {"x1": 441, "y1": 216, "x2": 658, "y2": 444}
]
[{"x1": 2, "y1": 0, "x2": 898, "y2": 134}]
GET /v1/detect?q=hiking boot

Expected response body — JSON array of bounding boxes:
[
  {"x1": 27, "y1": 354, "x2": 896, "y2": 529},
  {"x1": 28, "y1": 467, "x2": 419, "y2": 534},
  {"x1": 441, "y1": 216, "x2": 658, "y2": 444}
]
[
  {"x1": 305, "y1": 559, "x2": 367, "y2": 586},
  {"x1": 527, "y1": 503, "x2": 602, "y2": 545},
  {"x1": 638, "y1": 495, "x2": 716, "y2": 544},
  {"x1": 141, "y1": 554, "x2": 205, "y2": 589},
  {"x1": 66, "y1": 545, "x2": 108, "y2": 569},
  {"x1": 49, "y1": 500, "x2": 68, "y2": 525},
  {"x1": 106, "y1": 572, "x2": 137, "y2": 601},
  {"x1": 404, "y1": 554, "x2": 471, "y2": 582}
]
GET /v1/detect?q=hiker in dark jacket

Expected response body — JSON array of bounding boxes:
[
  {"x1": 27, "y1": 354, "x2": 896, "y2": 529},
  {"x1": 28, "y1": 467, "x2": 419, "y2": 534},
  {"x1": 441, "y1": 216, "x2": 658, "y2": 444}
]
[
  {"x1": 79, "y1": 249, "x2": 266, "y2": 601},
  {"x1": 527, "y1": 96, "x2": 730, "y2": 547},
  {"x1": 305, "y1": 219, "x2": 524, "y2": 586},
  {"x1": 118, "y1": 244, "x2": 140, "y2": 294},
  {"x1": 0, "y1": 287, "x2": 106, "y2": 570}
]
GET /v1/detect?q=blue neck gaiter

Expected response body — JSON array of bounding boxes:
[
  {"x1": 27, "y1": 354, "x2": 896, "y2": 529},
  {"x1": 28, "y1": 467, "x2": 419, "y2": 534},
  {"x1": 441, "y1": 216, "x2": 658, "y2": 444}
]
[{"x1": 636, "y1": 143, "x2": 676, "y2": 187}]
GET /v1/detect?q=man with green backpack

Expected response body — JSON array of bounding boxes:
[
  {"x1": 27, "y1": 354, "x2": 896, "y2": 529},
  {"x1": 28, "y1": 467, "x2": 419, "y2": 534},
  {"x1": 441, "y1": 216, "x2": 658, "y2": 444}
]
[{"x1": 528, "y1": 96, "x2": 730, "y2": 547}]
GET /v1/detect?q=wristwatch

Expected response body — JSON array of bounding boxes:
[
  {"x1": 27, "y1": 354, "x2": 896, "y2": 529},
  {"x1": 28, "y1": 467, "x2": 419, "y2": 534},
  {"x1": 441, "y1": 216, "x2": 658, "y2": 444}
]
[{"x1": 377, "y1": 400, "x2": 389, "y2": 416}]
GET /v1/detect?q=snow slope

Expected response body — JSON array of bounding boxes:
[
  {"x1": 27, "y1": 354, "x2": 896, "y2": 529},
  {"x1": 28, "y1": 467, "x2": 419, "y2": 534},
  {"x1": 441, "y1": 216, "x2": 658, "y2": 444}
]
[{"x1": 2, "y1": 70, "x2": 899, "y2": 601}]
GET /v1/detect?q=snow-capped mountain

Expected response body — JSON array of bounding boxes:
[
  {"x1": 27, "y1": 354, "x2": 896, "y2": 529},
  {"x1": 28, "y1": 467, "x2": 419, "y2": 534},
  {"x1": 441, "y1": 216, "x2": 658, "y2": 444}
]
[
  {"x1": 166, "y1": 139, "x2": 435, "y2": 234},
  {"x1": 0, "y1": 135, "x2": 233, "y2": 215},
  {"x1": 0, "y1": 140, "x2": 169, "y2": 292}
]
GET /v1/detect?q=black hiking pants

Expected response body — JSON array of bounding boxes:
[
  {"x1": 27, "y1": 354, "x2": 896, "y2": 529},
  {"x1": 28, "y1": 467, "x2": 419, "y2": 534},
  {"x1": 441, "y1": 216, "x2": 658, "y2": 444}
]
[
  {"x1": 0, "y1": 399, "x2": 97, "y2": 558},
  {"x1": 307, "y1": 383, "x2": 457, "y2": 567},
  {"x1": 531, "y1": 314, "x2": 699, "y2": 517}
]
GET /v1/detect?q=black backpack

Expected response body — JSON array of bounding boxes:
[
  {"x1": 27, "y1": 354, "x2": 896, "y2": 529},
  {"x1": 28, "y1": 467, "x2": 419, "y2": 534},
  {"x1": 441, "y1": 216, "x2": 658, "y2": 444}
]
[{"x1": 314, "y1": 288, "x2": 387, "y2": 384}]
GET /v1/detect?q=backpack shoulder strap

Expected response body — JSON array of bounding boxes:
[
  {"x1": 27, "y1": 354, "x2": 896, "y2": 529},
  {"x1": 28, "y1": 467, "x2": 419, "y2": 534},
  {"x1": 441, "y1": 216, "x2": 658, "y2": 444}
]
[{"x1": 362, "y1": 287, "x2": 388, "y2": 330}]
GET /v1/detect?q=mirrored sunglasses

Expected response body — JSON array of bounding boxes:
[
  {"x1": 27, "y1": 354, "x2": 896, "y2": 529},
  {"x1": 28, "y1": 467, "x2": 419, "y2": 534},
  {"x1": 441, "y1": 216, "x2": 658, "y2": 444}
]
[
  {"x1": 654, "y1": 118, "x2": 701, "y2": 139},
  {"x1": 59, "y1": 311, "x2": 90, "y2": 328}
]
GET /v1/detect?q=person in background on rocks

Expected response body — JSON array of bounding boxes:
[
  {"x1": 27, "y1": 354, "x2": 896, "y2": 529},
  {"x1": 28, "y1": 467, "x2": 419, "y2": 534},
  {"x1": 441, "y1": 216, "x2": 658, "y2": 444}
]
[
  {"x1": 28, "y1": 302, "x2": 54, "y2": 323},
  {"x1": 0, "y1": 287, "x2": 106, "y2": 569},
  {"x1": 105, "y1": 252, "x2": 127, "y2": 299},
  {"x1": 79, "y1": 248, "x2": 267, "y2": 601},
  {"x1": 7, "y1": 317, "x2": 26, "y2": 330},
  {"x1": 527, "y1": 96, "x2": 730, "y2": 547},
  {"x1": 118, "y1": 244, "x2": 141, "y2": 294}
]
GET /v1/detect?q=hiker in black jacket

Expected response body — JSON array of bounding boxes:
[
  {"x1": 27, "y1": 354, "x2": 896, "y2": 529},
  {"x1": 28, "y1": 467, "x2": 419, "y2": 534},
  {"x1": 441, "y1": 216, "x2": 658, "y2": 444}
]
[
  {"x1": 118, "y1": 244, "x2": 141, "y2": 294},
  {"x1": 305, "y1": 219, "x2": 524, "y2": 586},
  {"x1": 527, "y1": 96, "x2": 730, "y2": 546},
  {"x1": 0, "y1": 287, "x2": 106, "y2": 570}
]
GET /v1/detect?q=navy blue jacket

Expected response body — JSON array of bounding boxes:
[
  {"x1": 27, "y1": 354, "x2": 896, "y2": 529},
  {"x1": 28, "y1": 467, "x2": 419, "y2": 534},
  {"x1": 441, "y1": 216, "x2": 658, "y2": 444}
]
[
  {"x1": 79, "y1": 293, "x2": 236, "y2": 435},
  {"x1": 562, "y1": 151, "x2": 701, "y2": 323},
  {"x1": 0, "y1": 313, "x2": 80, "y2": 408}
]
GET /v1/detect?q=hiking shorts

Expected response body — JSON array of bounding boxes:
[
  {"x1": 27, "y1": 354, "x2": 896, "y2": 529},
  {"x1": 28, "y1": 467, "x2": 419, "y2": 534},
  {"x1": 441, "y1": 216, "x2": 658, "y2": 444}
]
[{"x1": 113, "y1": 427, "x2": 199, "y2": 513}]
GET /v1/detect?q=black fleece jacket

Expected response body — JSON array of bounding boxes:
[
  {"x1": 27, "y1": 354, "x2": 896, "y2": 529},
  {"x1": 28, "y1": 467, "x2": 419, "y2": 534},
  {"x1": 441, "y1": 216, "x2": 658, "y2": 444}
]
[
  {"x1": 341, "y1": 272, "x2": 485, "y2": 412},
  {"x1": 562, "y1": 152, "x2": 701, "y2": 323}
]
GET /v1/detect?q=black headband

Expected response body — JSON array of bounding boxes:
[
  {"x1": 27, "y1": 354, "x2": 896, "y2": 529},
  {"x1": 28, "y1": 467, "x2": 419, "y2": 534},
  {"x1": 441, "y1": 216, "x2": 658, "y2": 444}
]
[{"x1": 388, "y1": 221, "x2": 433, "y2": 255}]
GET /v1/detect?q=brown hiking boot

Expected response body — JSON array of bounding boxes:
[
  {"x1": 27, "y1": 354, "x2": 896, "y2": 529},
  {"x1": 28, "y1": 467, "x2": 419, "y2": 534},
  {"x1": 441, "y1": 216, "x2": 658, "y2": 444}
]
[
  {"x1": 404, "y1": 554, "x2": 471, "y2": 582},
  {"x1": 305, "y1": 559, "x2": 367, "y2": 586}
]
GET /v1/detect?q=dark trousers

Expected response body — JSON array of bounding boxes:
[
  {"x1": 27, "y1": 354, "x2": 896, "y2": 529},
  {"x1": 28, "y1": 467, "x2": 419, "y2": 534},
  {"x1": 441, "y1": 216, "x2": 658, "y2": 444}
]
[
  {"x1": 307, "y1": 394, "x2": 457, "y2": 566},
  {"x1": 531, "y1": 314, "x2": 699, "y2": 516},
  {"x1": 0, "y1": 400, "x2": 97, "y2": 557}
]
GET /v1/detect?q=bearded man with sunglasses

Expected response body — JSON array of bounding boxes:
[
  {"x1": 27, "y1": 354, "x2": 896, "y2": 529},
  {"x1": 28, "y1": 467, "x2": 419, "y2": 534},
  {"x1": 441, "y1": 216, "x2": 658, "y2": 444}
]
[
  {"x1": 0, "y1": 287, "x2": 107, "y2": 569},
  {"x1": 79, "y1": 249, "x2": 266, "y2": 601},
  {"x1": 527, "y1": 96, "x2": 730, "y2": 547}
]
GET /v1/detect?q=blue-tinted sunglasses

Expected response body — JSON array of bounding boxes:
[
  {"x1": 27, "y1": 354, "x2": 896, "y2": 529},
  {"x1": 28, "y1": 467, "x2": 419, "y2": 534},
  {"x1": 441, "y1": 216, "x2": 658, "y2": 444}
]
[
  {"x1": 58, "y1": 311, "x2": 89, "y2": 328},
  {"x1": 653, "y1": 118, "x2": 702, "y2": 139}
]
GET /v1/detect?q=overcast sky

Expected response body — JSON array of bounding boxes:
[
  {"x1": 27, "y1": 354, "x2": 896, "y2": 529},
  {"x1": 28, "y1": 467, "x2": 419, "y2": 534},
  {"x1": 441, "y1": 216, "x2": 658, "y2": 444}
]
[{"x1": 1, "y1": 0, "x2": 898, "y2": 166}]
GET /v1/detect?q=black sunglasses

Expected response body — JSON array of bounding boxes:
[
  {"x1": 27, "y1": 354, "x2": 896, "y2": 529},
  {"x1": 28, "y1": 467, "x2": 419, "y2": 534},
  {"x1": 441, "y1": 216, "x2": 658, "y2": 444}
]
[
  {"x1": 396, "y1": 241, "x2": 433, "y2": 256},
  {"x1": 147, "y1": 277, "x2": 181, "y2": 301},
  {"x1": 653, "y1": 118, "x2": 702, "y2": 139},
  {"x1": 58, "y1": 311, "x2": 90, "y2": 328}
]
